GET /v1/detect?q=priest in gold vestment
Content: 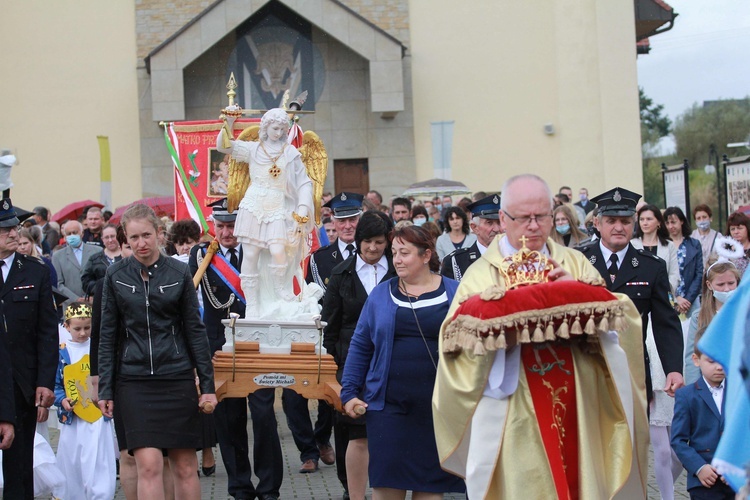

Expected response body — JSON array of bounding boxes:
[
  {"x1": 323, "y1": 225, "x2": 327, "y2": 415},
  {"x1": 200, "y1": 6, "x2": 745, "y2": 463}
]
[{"x1": 432, "y1": 175, "x2": 649, "y2": 499}]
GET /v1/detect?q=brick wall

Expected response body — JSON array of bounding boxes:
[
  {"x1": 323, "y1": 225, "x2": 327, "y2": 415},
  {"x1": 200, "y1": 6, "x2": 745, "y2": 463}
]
[
  {"x1": 135, "y1": 0, "x2": 214, "y2": 60},
  {"x1": 339, "y1": 0, "x2": 410, "y2": 44},
  {"x1": 135, "y1": 0, "x2": 409, "y2": 62}
]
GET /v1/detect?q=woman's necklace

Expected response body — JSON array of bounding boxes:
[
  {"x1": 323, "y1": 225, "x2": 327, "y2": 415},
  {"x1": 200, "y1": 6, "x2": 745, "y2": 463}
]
[{"x1": 259, "y1": 140, "x2": 286, "y2": 178}]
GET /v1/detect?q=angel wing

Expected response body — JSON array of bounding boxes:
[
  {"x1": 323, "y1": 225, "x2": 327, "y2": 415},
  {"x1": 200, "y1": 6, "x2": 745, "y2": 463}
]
[
  {"x1": 298, "y1": 130, "x2": 329, "y2": 225},
  {"x1": 226, "y1": 125, "x2": 260, "y2": 213}
]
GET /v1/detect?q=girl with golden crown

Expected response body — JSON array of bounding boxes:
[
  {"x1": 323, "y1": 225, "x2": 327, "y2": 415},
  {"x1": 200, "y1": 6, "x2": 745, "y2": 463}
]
[{"x1": 54, "y1": 301, "x2": 117, "y2": 500}]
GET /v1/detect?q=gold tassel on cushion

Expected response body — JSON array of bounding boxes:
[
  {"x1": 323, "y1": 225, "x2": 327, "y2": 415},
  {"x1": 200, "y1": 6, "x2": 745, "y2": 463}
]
[
  {"x1": 598, "y1": 315, "x2": 609, "y2": 333},
  {"x1": 571, "y1": 314, "x2": 583, "y2": 335},
  {"x1": 473, "y1": 338, "x2": 486, "y2": 356},
  {"x1": 557, "y1": 317, "x2": 570, "y2": 339},
  {"x1": 545, "y1": 320, "x2": 556, "y2": 341},
  {"x1": 584, "y1": 316, "x2": 596, "y2": 334},
  {"x1": 484, "y1": 335, "x2": 496, "y2": 351},
  {"x1": 495, "y1": 331, "x2": 507, "y2": 349},
  {"x1": 532, "y1": 321, "x2": 544, "y2": 342},
  {"x1": 520, "y1": 320, "x2": 531, "y2": 343}
]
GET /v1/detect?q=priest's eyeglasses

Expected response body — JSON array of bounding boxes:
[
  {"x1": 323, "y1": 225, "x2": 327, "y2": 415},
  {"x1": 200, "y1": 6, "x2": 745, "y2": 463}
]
[{"x1": 502, "y1": 211, "x2": 553, "y2": 226}]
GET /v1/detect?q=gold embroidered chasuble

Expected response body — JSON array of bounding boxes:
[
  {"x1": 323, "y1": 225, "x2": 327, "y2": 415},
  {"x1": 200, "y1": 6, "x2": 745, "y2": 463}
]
[{"x1": 432, "y1": 236, "x2": 649, "y2": 499}]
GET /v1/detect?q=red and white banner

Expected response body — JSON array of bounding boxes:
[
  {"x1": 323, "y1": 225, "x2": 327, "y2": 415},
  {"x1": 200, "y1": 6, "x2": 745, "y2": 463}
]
[{"x1": 164, "y1": 119, "x2": 260, "y2": 235}]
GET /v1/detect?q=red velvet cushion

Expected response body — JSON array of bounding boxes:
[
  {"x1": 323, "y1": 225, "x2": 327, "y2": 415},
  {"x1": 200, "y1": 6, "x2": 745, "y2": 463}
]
[{"x1": 452, "y1": 280, "x2": 618, "y2": 321}]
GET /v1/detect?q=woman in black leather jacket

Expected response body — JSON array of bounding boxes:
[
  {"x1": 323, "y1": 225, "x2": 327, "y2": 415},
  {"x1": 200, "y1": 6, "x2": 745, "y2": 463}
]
[
  {"x1": 97, "y1": 204, "x2": 216, "y2": 500},
  {"x1": 322, "y1": 211, "x2": 395, "y2": 500}
]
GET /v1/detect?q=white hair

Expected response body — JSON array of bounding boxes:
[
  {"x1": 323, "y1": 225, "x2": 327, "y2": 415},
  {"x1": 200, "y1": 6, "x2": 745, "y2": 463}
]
[
  {"x1": 500, "y1": 174, "x2": 554, "y2": 211},
  {"x1": 62, "y1": 220, "x2": 83, "y2": 235},
  {"x1": 259, "y1": 108, "x2": 290, "y2": 142}
]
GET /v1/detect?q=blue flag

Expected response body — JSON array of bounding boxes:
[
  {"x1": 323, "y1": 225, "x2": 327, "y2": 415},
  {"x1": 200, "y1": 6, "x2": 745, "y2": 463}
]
[{"x1": 698, "y1": 276, "x2": 750, "y2": 492}]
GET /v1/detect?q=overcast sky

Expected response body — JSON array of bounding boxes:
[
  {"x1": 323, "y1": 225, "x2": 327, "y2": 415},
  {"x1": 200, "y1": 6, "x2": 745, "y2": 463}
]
[{"x1": 636, "y1": 0, "x2": 750, "y2": 153}]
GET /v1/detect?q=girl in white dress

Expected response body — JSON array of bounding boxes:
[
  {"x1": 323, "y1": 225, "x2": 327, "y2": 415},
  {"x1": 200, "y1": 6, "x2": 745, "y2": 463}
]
[{"x1": 54, "y1": 302, "x2": 116, "y2": 500}]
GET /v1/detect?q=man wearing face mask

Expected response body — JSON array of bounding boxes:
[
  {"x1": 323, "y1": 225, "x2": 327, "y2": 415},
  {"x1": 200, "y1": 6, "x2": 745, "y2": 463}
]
[
  {"x1": 52, "y1": 220, "x2": 102, "y2": 306},
  {"x1": 575, "y1": 187, "x2": 595, "y2": 215},
  {"x1": 440, "y1": 194, "x2": 503, "y2": 281}
]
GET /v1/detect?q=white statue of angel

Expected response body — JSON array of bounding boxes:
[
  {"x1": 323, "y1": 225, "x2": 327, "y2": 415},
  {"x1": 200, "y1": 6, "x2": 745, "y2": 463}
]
[{"x1": 217, "y1": 107, "x2": 325, "y2": 319}]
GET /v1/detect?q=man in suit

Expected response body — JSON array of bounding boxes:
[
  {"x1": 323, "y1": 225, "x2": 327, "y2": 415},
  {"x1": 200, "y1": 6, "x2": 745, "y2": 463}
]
[
  {"x1": 441, "y1": 194, "x2": 503, "y2": 281},
  {"x1": 52, "y1": 219, "x2": 102, "y2": 304},
  {"x1": 189, "y1": 199, "x2": 283, "y2": 500},
  {"x1": 286, "y1": 192, "x2": 364, "y2": 473},
  {"x1": 32, "y1": 206, "x2": 60, "y2": 254},
  {"x1": 575, "y1": 187, "x2": 595, "y2": 215},
  {"x1": 671, "y1": 331, "x2": 733, "y2": 498},
  {"x1": 0, "y1": 198, "x2": 59, "y2": 498},
  {"x1": 578, "y1": 187, "x2": 684, "y2": 400}
]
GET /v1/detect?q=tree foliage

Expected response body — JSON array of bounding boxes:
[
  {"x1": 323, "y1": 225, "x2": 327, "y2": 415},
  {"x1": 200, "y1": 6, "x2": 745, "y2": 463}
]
[
  {"x1": 640, "y1": 88, "x2": 671, "y2": 158},
  {"x1": 673, "y1": 98, "x2": 750, "y2": 169}
]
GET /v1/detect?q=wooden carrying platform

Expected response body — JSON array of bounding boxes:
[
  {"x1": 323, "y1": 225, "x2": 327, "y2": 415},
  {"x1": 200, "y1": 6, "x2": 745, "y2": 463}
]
[{"x1": 213, "y1": 341, "x2": 343, "y2": 412}]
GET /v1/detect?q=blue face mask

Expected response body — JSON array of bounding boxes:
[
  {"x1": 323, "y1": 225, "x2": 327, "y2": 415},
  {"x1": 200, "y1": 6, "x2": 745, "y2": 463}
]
[
  {"x1": 413, "y1": 217, "x2": 427, "y2": 226},
  {"x1": 556, "y1": 224, "x2": 570, "y2": 235},
  {"x1": 712, "y1": 288, "x2": 736, "y2": 304},
  {"x1": 697, "y1": 221, "x2": 711, "y2": 231},
  {"x1": 66, "y1": 234, "x2": 82, "y2": 248}
]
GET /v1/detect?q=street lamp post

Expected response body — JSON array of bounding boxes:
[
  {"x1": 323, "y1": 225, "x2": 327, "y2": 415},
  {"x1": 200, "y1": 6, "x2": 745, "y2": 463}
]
[{"x1": 708, "y1": 144, "x2": 722, "y2": 230}]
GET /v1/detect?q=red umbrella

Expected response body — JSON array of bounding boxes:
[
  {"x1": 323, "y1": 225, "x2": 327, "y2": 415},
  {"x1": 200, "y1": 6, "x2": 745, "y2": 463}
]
[
  {"x1": 51, "y1": 200, "x2": 104, "y2": 223},
  {"x1": 109, "y1": 196, "x2": 175, "y2": 224}
]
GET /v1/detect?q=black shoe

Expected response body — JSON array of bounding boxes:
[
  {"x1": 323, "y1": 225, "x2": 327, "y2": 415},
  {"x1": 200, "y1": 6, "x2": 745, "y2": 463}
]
[
  {"x1": 201, "y1": 464, "x2": 216, "y2": 476},
  {"x1": 260, "y1": 495, "x2": 280, "y2": 500}
]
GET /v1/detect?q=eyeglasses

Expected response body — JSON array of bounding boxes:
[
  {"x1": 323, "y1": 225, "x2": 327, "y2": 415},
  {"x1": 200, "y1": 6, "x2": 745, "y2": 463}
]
[
  {"x1": 502, "y1": 211, "x2": 553, "y2": 226},
  {"x1": 0, "y1": 225, "x2": 20, "y2": 236}
]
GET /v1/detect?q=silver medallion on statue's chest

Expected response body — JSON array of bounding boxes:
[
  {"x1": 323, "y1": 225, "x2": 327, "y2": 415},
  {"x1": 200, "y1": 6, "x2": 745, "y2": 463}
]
[
  {"x1": 589, "y1": 255, "x2": 596, "y2": 265},
  {"x1": 632, "y1": 257, "x2": 639, "y2": 267}
]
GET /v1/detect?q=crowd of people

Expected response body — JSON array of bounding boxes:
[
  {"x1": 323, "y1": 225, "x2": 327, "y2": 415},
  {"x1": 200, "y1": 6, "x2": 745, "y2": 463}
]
[{"x1": 1, "y1": 171, "x2": 749, "y2": 499}]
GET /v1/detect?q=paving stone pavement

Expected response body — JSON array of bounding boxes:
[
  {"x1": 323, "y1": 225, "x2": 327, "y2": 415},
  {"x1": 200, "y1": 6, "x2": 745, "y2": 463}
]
[{"x1": 42, "y1": 395, "x2": 688, "y2": 499}]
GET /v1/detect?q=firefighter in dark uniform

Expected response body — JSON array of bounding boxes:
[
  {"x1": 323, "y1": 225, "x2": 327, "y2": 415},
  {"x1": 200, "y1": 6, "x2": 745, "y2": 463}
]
[
  {"x1": 307, "y1": 192, "x2": 364, "y2": 291},
  {"x1": 0, "y1": 198, "x2": 58, "y2": 498},
  {"x1": 440, "y1": 194, "x2": 503, "y2": 281},
  {"x1": 285, "y1": 192, "x2": 364, "y2": 473},
  {"x1": 578, "y1": 187, "x2": 684, "y2": 401},
  {"x1": 189, "y1": 199, "x2": 283, "y2": 500}
]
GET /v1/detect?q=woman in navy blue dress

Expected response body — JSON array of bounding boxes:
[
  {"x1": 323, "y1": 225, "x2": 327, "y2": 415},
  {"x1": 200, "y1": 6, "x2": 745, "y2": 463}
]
[{"x1": 341, "y1": 225, "x2": 465, "y2": 499}]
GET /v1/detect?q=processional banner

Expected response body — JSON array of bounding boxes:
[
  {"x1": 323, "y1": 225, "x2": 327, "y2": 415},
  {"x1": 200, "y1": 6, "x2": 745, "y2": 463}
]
[{"x1": 164, "y1": 119, "x2": 261, "y2": 235}]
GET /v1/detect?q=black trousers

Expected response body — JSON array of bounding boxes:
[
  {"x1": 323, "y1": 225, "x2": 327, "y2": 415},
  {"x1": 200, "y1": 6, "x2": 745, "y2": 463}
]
[
  {"x1": 214, "y1": 388, "x2": 283, "y2": 498},
  {"x1": 2, "y1": 386, "x2": 36, "y2": 500},
  {"x1": 281, "y1": 390, "x2": 334, "y2": 462},
  {"x1": 689, "y1": 481, "x2": 736, "y2": 500}
]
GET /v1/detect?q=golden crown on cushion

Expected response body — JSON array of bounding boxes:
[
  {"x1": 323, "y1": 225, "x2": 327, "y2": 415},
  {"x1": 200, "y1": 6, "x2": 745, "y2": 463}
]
[
  {"x1": 64, "y1": 303, "x2": 93, "y2": 321},
  {"x1": 499, "y1": 235, "x2": 554, "y2": 289}
]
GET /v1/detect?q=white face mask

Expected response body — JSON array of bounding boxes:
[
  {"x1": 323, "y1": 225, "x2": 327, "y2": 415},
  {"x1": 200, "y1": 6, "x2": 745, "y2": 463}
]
[
  {"x1": 712, "y1": 288, "x2": 736, "y2": 304},
  {"x1": 413, "y1": 217, "x2": 427, "y2": 226}
]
